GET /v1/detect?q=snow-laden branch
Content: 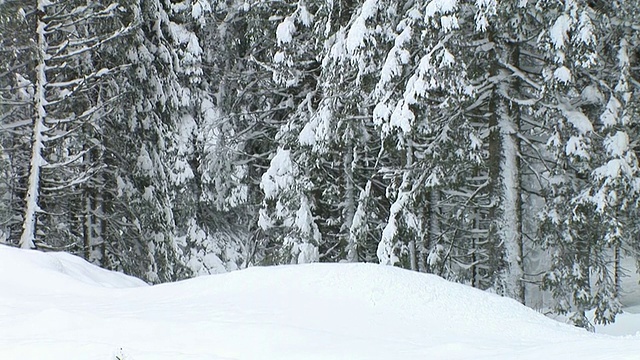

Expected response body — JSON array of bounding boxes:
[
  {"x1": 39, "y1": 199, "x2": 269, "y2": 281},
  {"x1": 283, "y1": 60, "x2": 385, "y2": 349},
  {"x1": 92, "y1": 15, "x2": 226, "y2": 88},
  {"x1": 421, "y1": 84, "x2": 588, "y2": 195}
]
[
  {"x1": 52, "y1": 23, "x2": 138, "y2": 62},
  {"x1": 498, "y1": 60, "x2": 544, "y2": 91},
  {"x1": 43, "y1": 2, "x2": 120, "y2": 29},
  {"x1": 0, "y1": 99, "x2": 30, "y2": 106},
  {"x1": 44, "y1": 64, "x2": 129, "y2": 108},
  {"x1": 46, "y1": 65, "x2": 121, "y2": 89},
  {"x1": 42, "y1": 147, "x2": 93, "y2": 169},
  {"x1": 41, "y1": 165, "x2": 106, "y2": 192},
  {"x1": 497, "y1": 86, "x2": 543, "y2": 107},
  {"x1": 0, "y1": 119, "x2": 31, "y2": 130}
]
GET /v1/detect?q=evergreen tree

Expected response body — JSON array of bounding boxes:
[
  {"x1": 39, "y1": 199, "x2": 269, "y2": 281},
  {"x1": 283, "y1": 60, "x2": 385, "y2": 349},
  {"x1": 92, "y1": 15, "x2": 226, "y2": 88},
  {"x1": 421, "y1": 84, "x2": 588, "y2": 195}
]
[
  {"x1": 0, "y1": 1, "x2": 136, "y2": 254},
  {"x1": 96, "y1": 0, "x2": 211, "y2": 282},
  {"x1": 538, "y1": 0, "x2": 640, "y2": 327},
  {"x1": 269, "y1": 0, "x2": 388, "y2": 263},
  {"x1": 0, "y1": 2, "x2": 32, "y2": 244},
  {"x1": 197, "y1": 0, "x2": 296, "y2": 268}
]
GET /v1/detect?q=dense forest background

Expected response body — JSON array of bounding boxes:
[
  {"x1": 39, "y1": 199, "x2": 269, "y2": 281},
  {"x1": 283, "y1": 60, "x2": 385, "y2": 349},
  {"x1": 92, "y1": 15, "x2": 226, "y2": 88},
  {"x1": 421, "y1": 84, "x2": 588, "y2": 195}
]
[{"x1": 1, "y1": 0, "x2": 639, "y2": 329}]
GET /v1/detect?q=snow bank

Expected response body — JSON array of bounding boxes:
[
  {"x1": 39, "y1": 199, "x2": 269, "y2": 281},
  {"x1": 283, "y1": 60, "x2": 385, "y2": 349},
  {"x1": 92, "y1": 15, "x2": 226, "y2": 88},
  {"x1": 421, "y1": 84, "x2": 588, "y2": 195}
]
[
  {"x1": 0, "y1": 245, "x2": 147, "y2": 289},
  {"x1": 0, "y1": 245, "x2": 638, "y2": 360}
]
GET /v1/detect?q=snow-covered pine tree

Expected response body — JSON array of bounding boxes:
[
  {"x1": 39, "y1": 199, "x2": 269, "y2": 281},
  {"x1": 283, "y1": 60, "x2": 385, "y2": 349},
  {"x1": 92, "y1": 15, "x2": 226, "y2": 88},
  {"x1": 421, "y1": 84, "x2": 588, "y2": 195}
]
[
  {"x1": 270, "y1": 0, "x2": 388, "y2": 263},
  {"x1": 592, "y1": 1, "x2": 640, "y2": 322},
  {"x1": 195, "y1": 0, "x2": 300, "y2": 268},
  {"x1": 0, "y1": 2, "x2": 34, "y2": 244},
  {"x1": 369, "y1": 0, "x2": 485, "y2": 278},
  {"x1": 538, "y1": 0, "x2": 640, "y2": 327},
  {"x1": 169, "y1": 0, "x2": 248, "y2": 276},
  {"x1": 258, "y1": 147, "x2": 321, "y2": 264},
  {"x1": 0, "y1": 1, "x2": 136, "y2": 254},
  {"x1": 462, "y1": 0, "x2": 542, "y2": 303},
  {"x1": 256, "y1": 0, "x2": 333, "y2": 264},
  {"x1": 330, "y1": 0, "x2": 514, "y2": 292},
  {"x1": 95, "y1": 0, "x2": 208, "y2": 282},
  {"x1": 256, "y1": 0, "x2": 324, "y2": 265}
]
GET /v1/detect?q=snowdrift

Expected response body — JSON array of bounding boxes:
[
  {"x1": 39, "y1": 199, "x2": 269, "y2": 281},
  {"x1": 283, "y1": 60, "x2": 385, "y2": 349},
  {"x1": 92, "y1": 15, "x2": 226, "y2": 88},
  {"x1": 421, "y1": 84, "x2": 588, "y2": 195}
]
[{"x1": 0, "y1": 245, "x2": 638, "y2": 360}]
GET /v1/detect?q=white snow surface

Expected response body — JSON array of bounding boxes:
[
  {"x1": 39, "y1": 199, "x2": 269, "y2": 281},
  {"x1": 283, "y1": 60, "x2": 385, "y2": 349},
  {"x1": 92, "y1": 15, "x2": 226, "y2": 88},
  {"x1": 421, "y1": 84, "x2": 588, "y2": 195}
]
[{"x1": 1, "y1": 245, "x2": 639, "y2": 360}]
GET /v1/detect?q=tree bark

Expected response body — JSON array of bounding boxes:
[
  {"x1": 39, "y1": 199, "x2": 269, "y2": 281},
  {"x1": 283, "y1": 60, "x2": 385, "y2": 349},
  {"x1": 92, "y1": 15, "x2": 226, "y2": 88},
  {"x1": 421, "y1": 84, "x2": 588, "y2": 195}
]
[
  {"x1": 344, "y1": 142, "x2": 357, "y2": 262},
  {"x1": 498, "y1": 42, "x2": 525, "y2": 303},
  {"x1": 19, "y1": 6, "x2": 48, "y2": 249}
]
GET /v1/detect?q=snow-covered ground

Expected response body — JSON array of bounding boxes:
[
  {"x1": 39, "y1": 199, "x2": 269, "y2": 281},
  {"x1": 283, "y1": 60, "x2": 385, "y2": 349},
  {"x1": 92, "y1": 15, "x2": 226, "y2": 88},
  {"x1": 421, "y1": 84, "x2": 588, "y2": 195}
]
[{"x1": 1, "y1": 245, "x2": 639, "y2": 360}]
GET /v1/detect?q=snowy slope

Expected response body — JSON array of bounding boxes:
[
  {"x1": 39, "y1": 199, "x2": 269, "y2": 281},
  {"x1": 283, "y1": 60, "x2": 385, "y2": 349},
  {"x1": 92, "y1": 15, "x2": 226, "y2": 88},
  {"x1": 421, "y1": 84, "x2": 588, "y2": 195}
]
[{"x1": 0, "y1": 245, "x2": 638, "y2": 360}]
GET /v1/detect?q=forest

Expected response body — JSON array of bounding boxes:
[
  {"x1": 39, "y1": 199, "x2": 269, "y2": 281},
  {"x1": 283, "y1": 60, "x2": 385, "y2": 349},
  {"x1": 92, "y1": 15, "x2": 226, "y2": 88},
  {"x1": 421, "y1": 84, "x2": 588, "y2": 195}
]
[{"x1": 1, "y1": 0, "x2": 639, "y2": 329}]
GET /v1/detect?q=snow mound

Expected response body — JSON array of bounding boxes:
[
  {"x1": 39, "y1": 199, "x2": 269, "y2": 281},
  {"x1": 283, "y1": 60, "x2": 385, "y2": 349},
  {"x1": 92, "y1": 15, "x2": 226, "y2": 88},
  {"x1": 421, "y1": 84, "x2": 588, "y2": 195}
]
[
  {"x1": 0, "y1": 246, "x2": 639, "y2": 360},
  {"x1": 0, "y1": 245, "x2": 147, "y2": 289}
]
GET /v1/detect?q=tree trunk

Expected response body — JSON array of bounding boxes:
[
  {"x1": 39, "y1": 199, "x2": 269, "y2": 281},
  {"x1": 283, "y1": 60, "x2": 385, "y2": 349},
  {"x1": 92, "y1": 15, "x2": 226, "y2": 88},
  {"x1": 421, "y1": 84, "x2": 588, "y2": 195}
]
[
  {"x1": 427, "y1": 191, "x2": 440, "y2": 274},
  {"x1": 344, "y1": 142, "x2": 357, "y2": 262},
  {"x1": 471, "y1": 209, "x2": 478, "y2": 288},
  {"x1": 83, "y1": 192, "x2": 93, "y2": 260},
  {"x1": 19, "y1": 7, "x2": 48, "y2": 249},
  {"x1": 613, "y1": 244, "x2": 621, "y2": 298},
  {"x1": 406, "y1": 140, "x2": 417, "y2": 271},
  {"x1": 499, "y1": 100, "x2": 525, "y2": 303},
  {"x1": 487, "y1": 35, "x2": 525, "y2": 303},
  {"x1": 498, "y1": 43, "x2": 525, "y2": 304}
]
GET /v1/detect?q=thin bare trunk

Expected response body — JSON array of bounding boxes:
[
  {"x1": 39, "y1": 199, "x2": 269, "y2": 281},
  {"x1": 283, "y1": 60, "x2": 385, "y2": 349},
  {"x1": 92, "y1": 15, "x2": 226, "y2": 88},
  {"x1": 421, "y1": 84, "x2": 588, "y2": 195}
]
[
  {"x1": 613, "y1": 244, "x2": 621, "y2": 298},
  {"x1": 344, "y1": 144, "x2": 357, "y2": 262},
  {"x1": 83, "y1": 192, "x2": 93, "y2": 260},
  {"x1": 20, "y1": 8, "x2": 48, "y2": 249},
  {"x1": 428, "y1": 191, "x2": 440, "y2": 274}
]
